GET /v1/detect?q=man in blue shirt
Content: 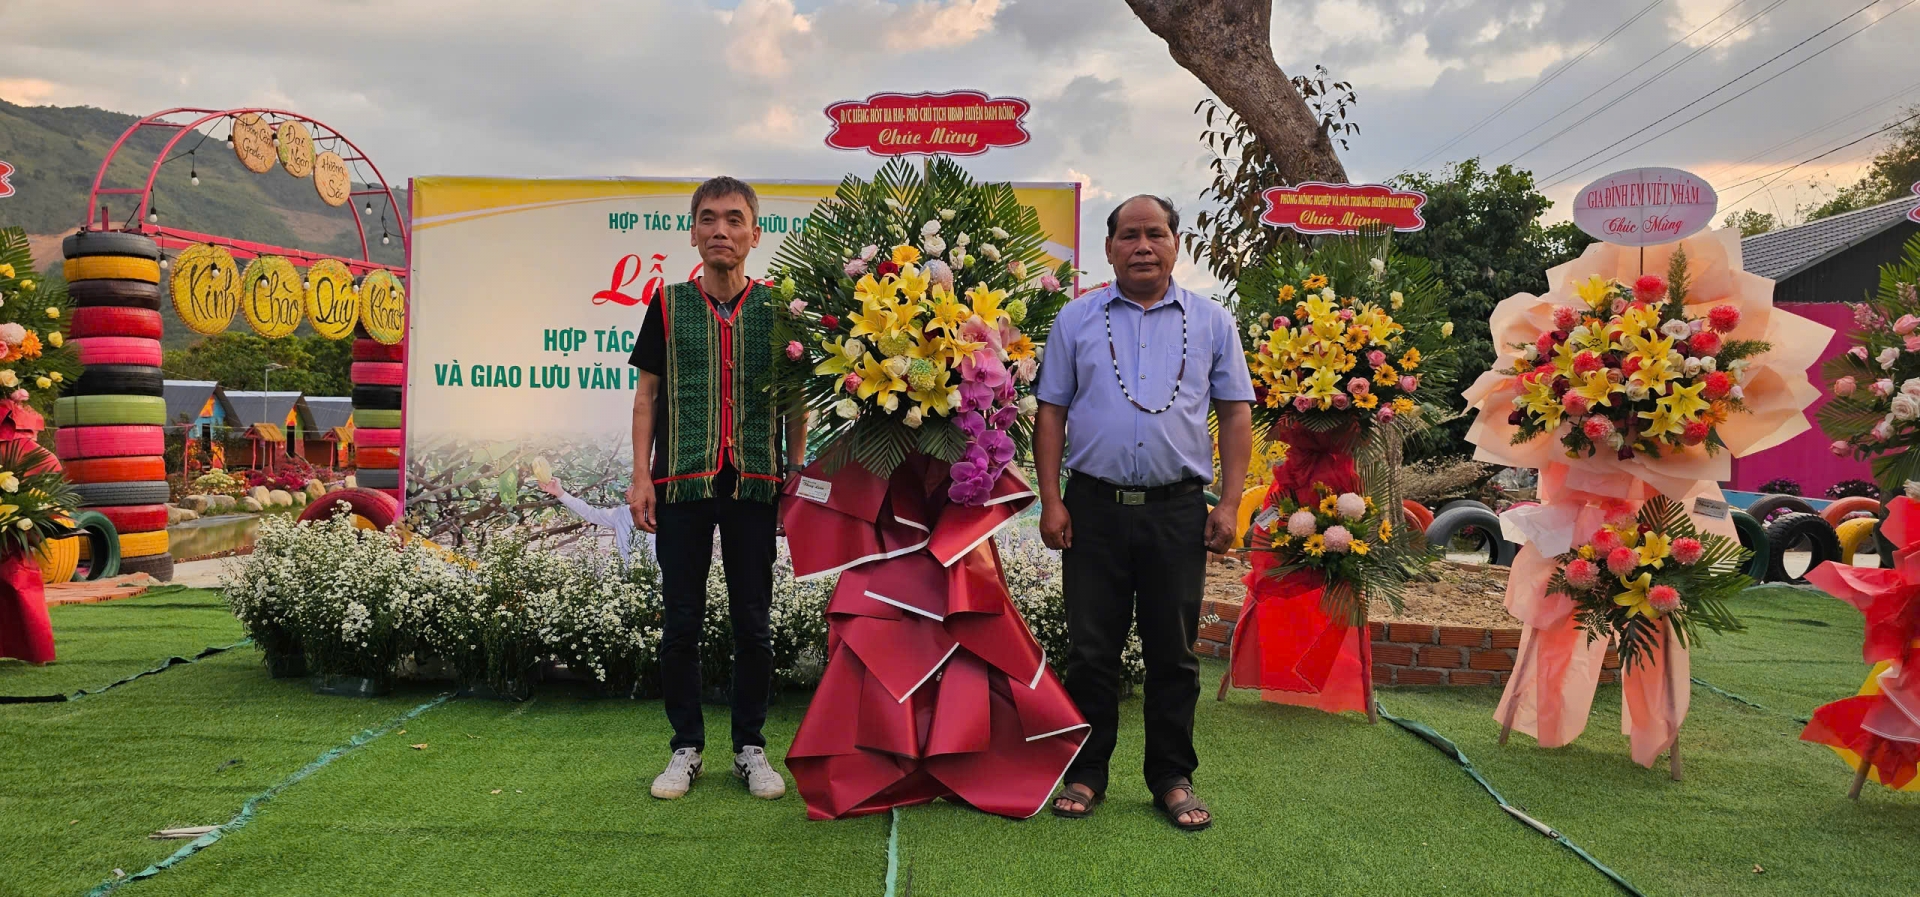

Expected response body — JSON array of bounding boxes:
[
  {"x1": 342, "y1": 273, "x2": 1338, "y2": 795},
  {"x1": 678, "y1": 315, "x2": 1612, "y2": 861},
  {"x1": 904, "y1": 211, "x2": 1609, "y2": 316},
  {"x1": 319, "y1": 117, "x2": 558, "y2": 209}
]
[{"x1": 1034, "y1": 195, "x2": 1252, "y2": 831}]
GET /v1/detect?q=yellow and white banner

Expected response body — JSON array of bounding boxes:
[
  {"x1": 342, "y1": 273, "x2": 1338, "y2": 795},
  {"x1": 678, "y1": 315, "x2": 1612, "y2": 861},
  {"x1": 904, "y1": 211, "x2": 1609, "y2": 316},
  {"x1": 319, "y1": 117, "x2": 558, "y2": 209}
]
[{"x1": 405, "y1": 176, "x2": 1079, "y2": 443}]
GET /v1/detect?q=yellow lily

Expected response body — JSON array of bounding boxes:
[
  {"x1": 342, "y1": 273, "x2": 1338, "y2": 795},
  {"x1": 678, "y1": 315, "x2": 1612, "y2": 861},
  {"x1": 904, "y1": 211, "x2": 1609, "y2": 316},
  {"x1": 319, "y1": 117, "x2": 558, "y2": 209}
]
[
  {"x1": 1638, "y1": 405, "x2": 1686, "y2": 441},
  {"x1": 853, "y1": 273, "x2": 898, "y2": 307},
  {"x1": 1571, "y1": 372, "x2": 1620, "y2": 409},
  {"x1": 0, "y1": 264, "x2": 13, "y2": 279},
  {"x1": 966, "y1": 284, "x2": 1008, "y2": 324},
  {"x1": 895, "y1": 263, "x2": 931, "y2": 301},
  {"x1": 928, "y1": 289, "x2": 971, "y2": 335},
  {"x1": 1520, "y1": 375, "x2": 1563, "y2": 430},
  {"x1": 854, "y1": 353, "x2": 908, "y2": 409},
  {"x1": 1575, "y1": 277, "x2": 1613, "y2": 311},
  {"x1": 847, "y1": 299, "x2": 898, "y2": 343},
  {"x1": 813, "y1": 337, "x2": 866, "y2": 392},
  {"x1": 1304, "y1": 366, "x2": 1342, "y2": 408},
  {"x1": 1613, "y1": 572, "x2": 1657, "y2": 619},
  {"x1": 1658, "y1": 380, "x2": 1710, "y2": 422},
  {"x1": 1637, "y1": 532, "x2": 1672, "y2": 568}
]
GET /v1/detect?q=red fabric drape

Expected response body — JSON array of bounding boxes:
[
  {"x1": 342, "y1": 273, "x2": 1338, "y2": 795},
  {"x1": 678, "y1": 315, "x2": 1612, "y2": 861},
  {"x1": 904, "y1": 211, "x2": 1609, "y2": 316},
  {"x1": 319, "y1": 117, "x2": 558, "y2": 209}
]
[
  {"x1": 782, "y1": 456, "x2": 1088, "y2": 820},
  {"x1": 1223, "y1": 421, "x2": 1370, "y2": 715},
  {"x1": 0, "y1": 400, "x2": 54, "y2": 664}
]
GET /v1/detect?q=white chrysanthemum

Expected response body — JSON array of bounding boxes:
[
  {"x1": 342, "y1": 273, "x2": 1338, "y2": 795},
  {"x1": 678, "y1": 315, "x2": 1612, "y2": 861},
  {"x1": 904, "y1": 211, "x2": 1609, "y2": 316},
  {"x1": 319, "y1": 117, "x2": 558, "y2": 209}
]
[
  {"x1": 1287, "y1": 510, "x2": 1318, "y2": 538},
  {"x1": 1335, "y1": 492, "x2": 1366, "y2": 521}
]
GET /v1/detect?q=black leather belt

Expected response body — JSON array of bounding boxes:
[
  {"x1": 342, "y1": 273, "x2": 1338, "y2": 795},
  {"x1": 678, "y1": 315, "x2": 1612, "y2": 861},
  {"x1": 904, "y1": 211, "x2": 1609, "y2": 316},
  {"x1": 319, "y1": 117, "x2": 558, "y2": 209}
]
[{"x1": 1068, "y1": 472, "x2": 1205, "y2": 506}]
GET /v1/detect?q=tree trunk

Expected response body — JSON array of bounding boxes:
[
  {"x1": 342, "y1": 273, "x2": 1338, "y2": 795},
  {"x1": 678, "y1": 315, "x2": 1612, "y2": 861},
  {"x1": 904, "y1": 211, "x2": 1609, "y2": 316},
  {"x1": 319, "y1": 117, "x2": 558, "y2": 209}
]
[{"x1": 1125, "y1": 0, "x2": 1348, "y2": 185}]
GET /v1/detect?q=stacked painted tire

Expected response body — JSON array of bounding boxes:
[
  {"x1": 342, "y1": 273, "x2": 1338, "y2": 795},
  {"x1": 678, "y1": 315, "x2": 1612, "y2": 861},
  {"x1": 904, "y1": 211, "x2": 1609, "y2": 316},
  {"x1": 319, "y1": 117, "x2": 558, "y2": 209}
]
[
  {"x1": 351, "y1": 327, "x2": 403, "y2": 502},
  {"x1": 58, "y1": 231, "x2": 171, "y2": 581}
]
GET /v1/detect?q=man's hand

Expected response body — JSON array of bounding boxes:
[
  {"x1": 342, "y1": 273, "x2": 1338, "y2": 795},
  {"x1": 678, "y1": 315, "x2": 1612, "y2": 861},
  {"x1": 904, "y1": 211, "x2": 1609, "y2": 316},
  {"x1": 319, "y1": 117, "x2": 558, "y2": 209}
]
[
  {"x1": 1203, "y1": 500, "x2": 1239, "y2": 554},
  {"x1": 627, "y1": 479, "x2": 658, "y2": 534},
  {"x1": 537, "y1": 478, "x2": 562, "y2": 498},
  {"x1": 1040, "y1": 498, "x2": 1073, "y2": 551}
]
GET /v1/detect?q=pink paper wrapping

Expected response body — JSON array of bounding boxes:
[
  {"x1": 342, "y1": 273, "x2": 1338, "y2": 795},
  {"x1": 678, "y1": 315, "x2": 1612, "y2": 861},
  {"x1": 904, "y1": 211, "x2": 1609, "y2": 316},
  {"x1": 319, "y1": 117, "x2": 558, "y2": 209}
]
[{"x1": 1469, "y1": 229, "x2": 1824, "y2": 765}]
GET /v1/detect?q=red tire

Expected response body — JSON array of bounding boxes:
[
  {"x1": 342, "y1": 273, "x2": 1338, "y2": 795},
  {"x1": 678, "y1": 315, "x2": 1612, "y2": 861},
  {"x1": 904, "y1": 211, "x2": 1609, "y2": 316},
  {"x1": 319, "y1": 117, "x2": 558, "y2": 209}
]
[
  {"x1": 1821, "y1": 495, "x2": 1881, "y2": 527},
  {"x1": 71, "y1": 306, "x2": 164, "y2": 340},
  {"x1": 350, "y1": 361, "x2": 404, "y2": 386},
  {"x1": 65, "y1": 456, "x2": 167, "y2": 484},
  {"x1": 355, "y1": 446, "x2": 401, "y2": 469},
  {"x1": 354, "y1": 427, "x2": 403, "y2": 448},
  {"x1": 299, "y1": 487, "x2": 400, "y2": 529},
  {"x1": 374, "y1": 487, "x2": 403, "y2": 503},
  {"x1": 353, "y1": 339, "x2": 405, "y2": 362},
  {"x1": 1402, "y1": 499, "x2": 1434, "y2": 532},
  {"x1": 75, "y1": 337, "x2": 163, "y2": 367},
  {"x1": 94, "y1": 504, "x2": 169, "y2": 534},
  {"x1": 55, "y1": 425, "x2": 165, "y2": 459}
]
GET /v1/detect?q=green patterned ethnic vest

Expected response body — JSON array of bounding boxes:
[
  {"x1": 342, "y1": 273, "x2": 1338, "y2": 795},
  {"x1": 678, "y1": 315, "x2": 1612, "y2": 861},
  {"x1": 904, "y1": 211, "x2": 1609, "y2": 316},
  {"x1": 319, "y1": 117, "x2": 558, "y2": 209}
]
[{"x1": 656, "y1": 280, "x2": 781, "y2": 505}]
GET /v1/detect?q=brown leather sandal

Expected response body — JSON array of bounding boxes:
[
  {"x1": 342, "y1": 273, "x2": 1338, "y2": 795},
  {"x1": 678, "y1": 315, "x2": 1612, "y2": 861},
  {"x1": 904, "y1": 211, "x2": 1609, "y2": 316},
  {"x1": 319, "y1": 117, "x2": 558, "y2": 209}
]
[
  {"x1": 1154, "y1": 780, "x2": 1212, "y2": 832},
  {"x1": 1050, "y1": 783, "x2": 1101, "y2": 819}
]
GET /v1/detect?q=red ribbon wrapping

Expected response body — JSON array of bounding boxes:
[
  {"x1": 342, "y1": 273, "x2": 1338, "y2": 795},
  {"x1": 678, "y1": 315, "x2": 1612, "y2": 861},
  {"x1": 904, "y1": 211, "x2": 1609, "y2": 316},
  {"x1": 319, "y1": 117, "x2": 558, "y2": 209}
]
[
  {"x1": 782, "y1": 455, "x2": 1088, "y2": 820},
  {"x1": 1223, "y1": 422, "x2": 1371, "y2": 715},
  {"x1": 0, "y1": 400, "x2": 54, "y2": 664},
  {"x1": 1800, "y1": 497, "x2": 1920, "y2": 790}
]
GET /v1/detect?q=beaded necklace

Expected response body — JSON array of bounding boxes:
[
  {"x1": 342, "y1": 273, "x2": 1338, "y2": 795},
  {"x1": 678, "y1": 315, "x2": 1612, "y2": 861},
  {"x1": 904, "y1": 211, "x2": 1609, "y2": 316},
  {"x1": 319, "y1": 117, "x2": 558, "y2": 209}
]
[{"x1": 1104, "y1": 294, "x2": 1188, "y2": 414}]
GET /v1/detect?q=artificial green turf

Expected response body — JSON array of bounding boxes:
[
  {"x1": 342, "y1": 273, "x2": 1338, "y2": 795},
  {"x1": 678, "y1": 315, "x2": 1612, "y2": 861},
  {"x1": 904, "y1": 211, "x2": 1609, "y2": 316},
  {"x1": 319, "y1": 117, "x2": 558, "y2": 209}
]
[
  {"x1": 130, "y1": 696, "x2": 888, "y2": 897},
  {"x1": 0, "y1": 650, "x2": 445, "y2": 897},
  {"x1": 0, "y1": 587, "x2": 245, "y2": 698},
  {"x1": 6, "y1": 583, "x2": 1920, "y2": 897}
]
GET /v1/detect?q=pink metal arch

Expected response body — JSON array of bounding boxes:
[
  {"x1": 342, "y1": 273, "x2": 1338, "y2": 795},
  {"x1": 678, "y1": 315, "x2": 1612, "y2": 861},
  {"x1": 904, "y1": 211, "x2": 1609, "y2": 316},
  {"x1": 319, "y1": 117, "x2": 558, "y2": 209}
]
[{"x1": 83, "y1": 106, "x2": 407, "y2": 276}]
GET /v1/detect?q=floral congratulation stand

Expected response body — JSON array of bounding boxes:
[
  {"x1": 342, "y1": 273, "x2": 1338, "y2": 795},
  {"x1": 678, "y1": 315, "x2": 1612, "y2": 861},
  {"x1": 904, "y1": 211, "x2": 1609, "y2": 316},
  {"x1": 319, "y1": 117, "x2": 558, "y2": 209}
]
[
  {"x1": 1462, "y1": 229, "x2": 1828, "y2": 774},
  {"x1": 769, "y1": 158, "x2": 1087, "y2": 819},
  {"x1": 1219, "y1": 241, "x2": 1460, "y2": 720},
  {"x1": 0, "y1": 400, "x2": 79, "y2": 665}
]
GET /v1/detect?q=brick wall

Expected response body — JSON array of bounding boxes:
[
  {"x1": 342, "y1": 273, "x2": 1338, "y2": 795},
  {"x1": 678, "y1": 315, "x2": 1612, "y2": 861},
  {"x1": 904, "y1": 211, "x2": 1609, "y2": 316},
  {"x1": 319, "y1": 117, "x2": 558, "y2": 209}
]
[{"x1": 1196, "y1": 598, "x2": 1622, "y2": 687}]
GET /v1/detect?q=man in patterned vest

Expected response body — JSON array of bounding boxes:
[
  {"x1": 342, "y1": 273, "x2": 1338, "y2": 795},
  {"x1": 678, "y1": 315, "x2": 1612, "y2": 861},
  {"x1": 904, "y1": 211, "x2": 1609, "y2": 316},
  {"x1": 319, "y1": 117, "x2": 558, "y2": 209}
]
[{"x1": 628, "y1": 177, "x2": 807, "y2": 802}]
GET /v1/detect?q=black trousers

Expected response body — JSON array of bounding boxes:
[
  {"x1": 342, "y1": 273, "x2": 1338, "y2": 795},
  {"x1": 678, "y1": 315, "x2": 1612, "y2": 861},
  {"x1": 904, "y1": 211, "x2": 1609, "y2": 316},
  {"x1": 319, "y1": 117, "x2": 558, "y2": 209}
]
[
  {"x1": 655, "y1": 496, "x2": 776, "y2": 754},
  {"x1": 1059, "y1": 476, "x2": 1207, "y2": 798}
]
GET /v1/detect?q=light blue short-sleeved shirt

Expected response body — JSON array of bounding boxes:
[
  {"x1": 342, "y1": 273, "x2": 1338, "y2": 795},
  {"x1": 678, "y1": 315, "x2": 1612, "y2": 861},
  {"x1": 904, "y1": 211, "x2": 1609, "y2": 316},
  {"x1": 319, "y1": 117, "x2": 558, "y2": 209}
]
[{"x1": 1034, "y1": 280, "x2": 1254, "y2": 488}]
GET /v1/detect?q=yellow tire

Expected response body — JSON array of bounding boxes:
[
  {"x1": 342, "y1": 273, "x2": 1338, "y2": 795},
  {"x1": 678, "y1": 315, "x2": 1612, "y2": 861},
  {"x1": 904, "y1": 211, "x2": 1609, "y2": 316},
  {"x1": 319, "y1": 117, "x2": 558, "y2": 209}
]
[
  {"x1": 35, "y1": 534, "x2": 81, "y2": 585},
  {"x1": 64, "y1": 256, "x2": 162, "y2": 284},
  {"x1": 1836, "y1": 516, "x2": 1878, "y2": 565},
  {"x1": 79, "y1": 528, "x2": 169, "y2": 561}
]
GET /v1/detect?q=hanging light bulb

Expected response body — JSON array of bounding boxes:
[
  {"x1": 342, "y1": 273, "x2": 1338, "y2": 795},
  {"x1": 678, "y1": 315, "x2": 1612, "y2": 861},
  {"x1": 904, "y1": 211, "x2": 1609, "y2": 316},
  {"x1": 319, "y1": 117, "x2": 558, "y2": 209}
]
[
  {"x1": 189, "y1": 151, "x2": 198, "y2": 186},
  {"x1": 258, "y1": 276, "x2": 269, "y2": 290},
  {"x1": 160, "y1": 255, "x2": 170, "y2": 271},
  {"x1": 147, "y1": 208, "x2": 158, "y2": 223},
  {"x1": 381, "y1": 233, "x2": 391, "y2": 246},
  {"x1": 363, "y1": 201, "x2": 373, "y2": 216}
]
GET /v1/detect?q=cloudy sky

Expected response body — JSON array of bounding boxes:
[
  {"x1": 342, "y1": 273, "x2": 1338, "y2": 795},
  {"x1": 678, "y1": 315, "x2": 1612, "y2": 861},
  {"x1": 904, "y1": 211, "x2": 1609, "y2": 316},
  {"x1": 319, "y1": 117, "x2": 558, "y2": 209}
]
[{"x1": 3, "y1": 0, "x2": 1917, "y2": 285}]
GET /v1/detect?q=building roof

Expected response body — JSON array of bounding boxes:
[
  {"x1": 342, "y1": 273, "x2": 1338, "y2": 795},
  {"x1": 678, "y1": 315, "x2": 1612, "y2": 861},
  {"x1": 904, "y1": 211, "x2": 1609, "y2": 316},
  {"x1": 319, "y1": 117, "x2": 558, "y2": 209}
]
[
  {"x1": 248, "y1": 422, "x2": 286, "y2": 443},
  {"x1": 161, "y1": 380, "x2": 220, "y2": 424},
  {"x1": 1742, "y1": 193, "x2": 1920, "y2": 281},
  {"x1": 223, "y1": 391, "x2": 303, "y2": 429},
  {"x1": 304, "y1": 397, "x2": 354, "y2": 433}
]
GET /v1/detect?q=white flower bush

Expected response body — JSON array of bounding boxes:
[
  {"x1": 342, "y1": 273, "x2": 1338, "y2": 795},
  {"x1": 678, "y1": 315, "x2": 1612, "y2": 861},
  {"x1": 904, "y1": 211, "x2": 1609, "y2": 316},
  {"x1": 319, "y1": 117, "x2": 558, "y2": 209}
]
[{"x1": 227, "y1": 513, "x2": 1132, "y2": 697}]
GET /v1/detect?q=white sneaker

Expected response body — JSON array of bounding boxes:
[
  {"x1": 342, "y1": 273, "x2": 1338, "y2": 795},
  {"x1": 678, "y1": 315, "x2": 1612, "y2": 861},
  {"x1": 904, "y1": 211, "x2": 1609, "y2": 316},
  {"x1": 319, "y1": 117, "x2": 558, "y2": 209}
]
[
  {"x1": 734, "y1": 746, "x2": 787, "y2": 800},
  {"x1": 650, "y1": 748, "x2": 702, "y2": 799}
]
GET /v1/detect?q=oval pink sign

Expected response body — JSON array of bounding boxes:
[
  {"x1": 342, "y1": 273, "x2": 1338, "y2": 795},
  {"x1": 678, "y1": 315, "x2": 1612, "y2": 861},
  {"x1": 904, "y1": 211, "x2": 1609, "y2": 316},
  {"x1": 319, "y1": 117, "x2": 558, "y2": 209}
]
[{"x1": 1572, "y1": 167, "x2": 1718, "y2": 247}]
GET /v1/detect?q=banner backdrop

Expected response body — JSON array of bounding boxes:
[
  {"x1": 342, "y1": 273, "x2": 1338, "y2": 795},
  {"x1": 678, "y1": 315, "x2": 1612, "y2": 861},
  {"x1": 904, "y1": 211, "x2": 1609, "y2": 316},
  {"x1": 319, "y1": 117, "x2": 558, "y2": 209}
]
[{"x1": 404, "y1": 176, "x2": 1078, "y2": 515}]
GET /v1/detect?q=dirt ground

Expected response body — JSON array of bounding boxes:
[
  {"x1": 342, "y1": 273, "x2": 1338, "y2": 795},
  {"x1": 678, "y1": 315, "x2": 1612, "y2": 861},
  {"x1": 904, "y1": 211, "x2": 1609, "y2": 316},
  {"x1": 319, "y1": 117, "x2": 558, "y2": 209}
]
[{"x1": 1208, "y1": 556, "x2": 1519, "y2": 629}]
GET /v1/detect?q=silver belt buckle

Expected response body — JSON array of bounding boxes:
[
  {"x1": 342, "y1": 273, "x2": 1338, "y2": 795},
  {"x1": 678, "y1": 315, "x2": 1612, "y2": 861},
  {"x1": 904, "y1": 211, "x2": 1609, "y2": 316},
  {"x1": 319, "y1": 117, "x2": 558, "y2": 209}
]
[{"x1": 1119, "y1": 490, "x2": 1146, "y2": 506}]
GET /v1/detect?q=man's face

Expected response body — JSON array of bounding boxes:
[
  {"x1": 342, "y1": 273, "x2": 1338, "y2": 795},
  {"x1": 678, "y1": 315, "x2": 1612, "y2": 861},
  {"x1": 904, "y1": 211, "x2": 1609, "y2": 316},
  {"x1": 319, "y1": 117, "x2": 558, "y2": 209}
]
[
  {"x1": 1104, "y1": 199, "x2": 1177, "y2": 296},
  {"x1": 691, "y1": 193, "x2": 762, "y2": 271}
]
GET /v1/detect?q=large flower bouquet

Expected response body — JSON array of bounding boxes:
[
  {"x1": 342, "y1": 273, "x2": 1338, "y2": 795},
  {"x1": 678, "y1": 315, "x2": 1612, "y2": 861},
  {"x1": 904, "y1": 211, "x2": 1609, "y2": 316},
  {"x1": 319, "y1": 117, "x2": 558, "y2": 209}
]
[
  {"x1": 1544, "y1": 495, "x2": 1749, "y2": 671},
  {"x1": 769, "y1": 157, "x2": 1072, "y2": 504},
  {"x1": 1262, "y1": 483, "x2": 1424, "y2": 623},
  {"x1": 0, "y1": 228, "x2": 78, "y2": 418},
  {"x1": 1236, "y1": 240, "x2": 1459, "y2": 436},
  {"x1": 1818, "y1": 233, "x2": 1920, "y2": 492},
  {"x1": 1501, "y1": 249, "x2": 1770, "y2": 461}
]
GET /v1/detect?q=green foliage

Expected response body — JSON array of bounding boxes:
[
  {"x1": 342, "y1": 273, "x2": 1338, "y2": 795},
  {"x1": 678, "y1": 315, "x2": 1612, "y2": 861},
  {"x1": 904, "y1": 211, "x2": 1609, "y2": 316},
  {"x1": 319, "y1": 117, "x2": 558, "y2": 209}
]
[
  {"x1": 1801, "y1": 104, "x2": 1920, "y2": 222},
  {"x1": 1389, "y1": 159, "x2": 1593, "y2": 458},
  {"x1": 1722, "y1": 208, "x2": 1780, "y2": 237},
  {"x1": 0, "y1": 227, "x2": 80, "y2": 417},
  {"x1": 162, "y1": 331, "x2": 352, "y2": 398}
]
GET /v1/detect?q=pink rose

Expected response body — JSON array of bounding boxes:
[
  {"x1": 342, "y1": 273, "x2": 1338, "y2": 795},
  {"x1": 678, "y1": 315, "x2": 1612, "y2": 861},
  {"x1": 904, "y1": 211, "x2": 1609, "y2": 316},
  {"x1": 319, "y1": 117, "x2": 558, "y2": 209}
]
[
  {"x1": 6, "y1": 389, "x2": 24, "y2": 402},
  {"x1": 1040, "y1": 273, "x2": 1061, "y2": 292},
  {"x1": 1367, "y1": 350, "x2": 1387, "y2": 368},
  {"x1": 1852, "y1": 346, "x2": 1871, "y2": 360},
  {"x1": 1293, "y1": 395, "x2": 1315, "y2": 412},
  {"x1": 1276, "y1": 317, "x2": 1291, "y2": 329},
  {"x1": 1905, "y1": 335, "x2": 1920, "y2": 353},
  {"x1": 1330, "y1": 393, "x2": 1351, "y2": 410},
  {"x1": 1375, "y1": 406, "x2": 1396, "y2": 423},
  {"x1": 1834, "y1": 376, "x2": 1856, "y2": 397},
  {"x1": 1831, "y1": 439, "x2": 1851, "y2": 457},
  {"x1": 1873, "y1": 419, "x2": 1895, "y2": 441},
  {"x1": 1872, "y1": 379, "x2": 1896, "y2": 398},
  {"x1": 1398, "y1": 375, "x2": 1418, "y2": 393},
  {"x1": 844, "y1": 258, "x2": 868, "y2": 278},
  {"x1": 788, "y1": 299, "x2": 808, "y2": 316},
  {"x1": 1897, "y1": 314, "x2": 1920, "y2": 335},
  {"x1": 844, "y1": 372, "x2": 863, "y2": 392},
  {"x1": 1338, "y1": 309, "x2": 1355, "y2": 321},
  {"x1": 1348, "y1": 377, "x2": 1371, "y2": 396},
  {"x1": 785, "y1": 340, "x2": 804, "y2": 361}
]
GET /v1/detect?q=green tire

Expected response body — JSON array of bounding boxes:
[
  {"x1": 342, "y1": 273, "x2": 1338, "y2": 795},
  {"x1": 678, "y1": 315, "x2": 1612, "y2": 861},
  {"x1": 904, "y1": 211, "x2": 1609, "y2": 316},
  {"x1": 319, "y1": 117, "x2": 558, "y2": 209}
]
[
  {"x1": 54, "y1": 395, "x2": 167, "y2": 427},
  {"x1": 354, "y1": 408, "x2": 402, "y2": 429},
  {"x1": 71, "y1": 510, "x2": 121, "y2": 581},
  {"x1": 1731, "y1": 509, "x2": 1770, "y2": 580}
]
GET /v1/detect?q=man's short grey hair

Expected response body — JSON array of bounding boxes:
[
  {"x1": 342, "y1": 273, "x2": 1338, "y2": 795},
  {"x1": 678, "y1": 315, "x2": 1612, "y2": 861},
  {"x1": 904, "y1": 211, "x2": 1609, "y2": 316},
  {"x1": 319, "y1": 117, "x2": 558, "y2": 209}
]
[
  {"x1": 1105, "y1": 194, "x2": 1179, "y2": 238},
  {"x1": 691, "y1": 176, "x2": 760, "y2": 219}
]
